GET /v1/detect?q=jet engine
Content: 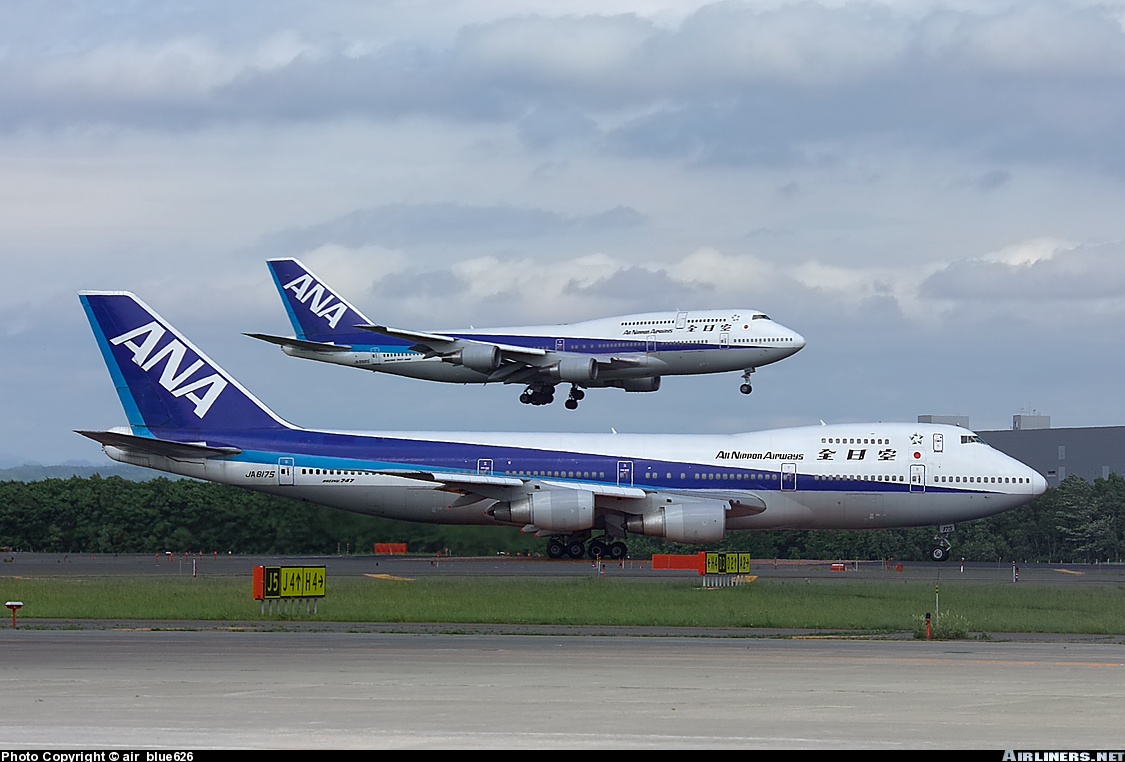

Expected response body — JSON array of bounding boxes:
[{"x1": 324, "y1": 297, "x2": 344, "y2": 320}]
[
  {"x1": 624, "y1": 499, "x2": 726, "y2": 543},
  {"x1": 604, "y1": 377, "x2": 661, "y2": 393},
  {"x1": 443, "y1": 344, "x2": 502, "y2": 372},
  {"x1": 548, "y1": 356, "x2": 599, "y2": 382},
  {"x1": 489, "y1": 490, "x2": 595, "y2": 531}
]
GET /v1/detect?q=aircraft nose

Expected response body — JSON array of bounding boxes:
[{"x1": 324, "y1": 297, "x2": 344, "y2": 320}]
[
  {"x1": 782, "y1": 329, "x2": 806, "y2": 355},
  {"x1": 1030, "y1": 469, "x2": 1048, "y2": 497}
]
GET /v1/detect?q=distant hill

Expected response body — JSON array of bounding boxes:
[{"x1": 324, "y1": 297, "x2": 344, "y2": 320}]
[{"x1": 0, "y1": 464, "x2": 180, "y2": 482}]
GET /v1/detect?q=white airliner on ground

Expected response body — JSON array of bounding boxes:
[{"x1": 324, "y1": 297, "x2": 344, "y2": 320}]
[
  {"x1": 78, "y1": 291, "x2": 1046, "y2": 561},
  {"x1": 246, "y1": 258, "x2": 806, "y2": 409}
]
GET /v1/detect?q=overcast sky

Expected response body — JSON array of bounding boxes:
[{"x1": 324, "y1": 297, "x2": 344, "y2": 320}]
[{"x1": 5, "y1": 0, "x2": 1125, "y2": 465}]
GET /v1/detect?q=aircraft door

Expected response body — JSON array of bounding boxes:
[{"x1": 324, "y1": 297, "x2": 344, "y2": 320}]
[
  {"x1": 781, "y1": 462, "x2": 797, "y2": 491},
  {"x1": 933, "y1": 433, "x2": 944, "y2": 453},
  {"x1": 277, "y1": 457, "x2": 295, "y2": 486},
  {"x1": 720, "y1": 331, "x2": 730, "y2": 349},
  {"x1": 910, "y1": 464, "x2": 926, "y2": 492},
  {"x1": 675, "y1": 312, "x2": 687, "y2": 329},
  {"x1": 646, "y1": 332, "x2": 656, "y2": 353},
  {"x1": 477, "y1": 459, "x2": 493, "y2": 476},
  {"x1": 555, "y1": 338, "x2": 565, "y2": 352},
  {"x1": 617, "y1": 461, "x2": 633, "y2": 487}
]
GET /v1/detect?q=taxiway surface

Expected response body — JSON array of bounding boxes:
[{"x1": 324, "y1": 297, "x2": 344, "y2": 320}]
[{"x1": 2, "y1": 554, "x2": 1123, "y2": 749}]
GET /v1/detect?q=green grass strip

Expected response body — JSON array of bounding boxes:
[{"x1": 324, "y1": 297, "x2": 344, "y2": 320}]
[{"x1": 3, "y1": 576, "x2": 1124, "y2": 635}]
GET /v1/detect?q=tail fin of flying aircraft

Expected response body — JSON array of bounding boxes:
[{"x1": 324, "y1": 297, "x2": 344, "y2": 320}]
[
  {"x1": 79, "y1": 291, "x2": 290, "y2": 436},
  {"x1": 266, "y1": 258, "x2": 374, "y2": 343}
]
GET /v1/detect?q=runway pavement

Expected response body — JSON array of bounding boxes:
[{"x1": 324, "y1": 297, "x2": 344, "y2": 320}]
[
  {"x1": 1, "y1": 553, "x2": 1124, "y2": 749},
  {"x1": 2, "y1": 629, "x2": 1123, "y2": 749}
]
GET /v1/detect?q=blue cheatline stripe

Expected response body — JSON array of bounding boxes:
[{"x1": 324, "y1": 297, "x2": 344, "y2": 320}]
[{"x1": 199, "y1": 437, "x2": 941, "y2": 496}]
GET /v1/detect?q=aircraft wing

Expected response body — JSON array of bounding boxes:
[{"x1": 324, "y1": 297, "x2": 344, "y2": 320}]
[
  {"x1": 703, "y1": 490, "x2": 768, "y2": 517},
  {"x1": 244, "y1": 333, "x2": 354, "y2": 353},
  {"x1": 357, "y1": 324, "x2": 548, "y2": 359},
  {"x1": 76, "y1": 430, "x2": 242, "y2": 459},
  {"x1": 591, "y1": 354, "x2": 644, "y2": 369},
  {"x1": 373, "y1": 469, "x2": 526, "y2": 488},
  {"x1": 372, "y1": 469, "x2": 649, "y2": 499}
]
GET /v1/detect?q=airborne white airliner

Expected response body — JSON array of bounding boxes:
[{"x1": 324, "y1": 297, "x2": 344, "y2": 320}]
[
  {"x1": 246, "y1": 258, "x2": 806, "y2": 409},
  {"x1": 78, "y1": 291, "x2": 1046, "y2": 561}
]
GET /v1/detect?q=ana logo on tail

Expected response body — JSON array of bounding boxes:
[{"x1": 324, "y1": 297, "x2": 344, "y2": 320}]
[
  {"x1": 110, "y1": 321, "x2": 228, "y2": 418},
  {"x1": 283, "y1": 274, "x2": 347, "y2": 329}
]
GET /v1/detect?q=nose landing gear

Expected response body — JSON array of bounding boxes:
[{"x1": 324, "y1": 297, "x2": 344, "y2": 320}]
[
  {"x1": 739, "y1": 368, "x2": 756, "y2": 395},
  {"x1": 931, "y1": 524, "x2": 955, "y2": 562}
]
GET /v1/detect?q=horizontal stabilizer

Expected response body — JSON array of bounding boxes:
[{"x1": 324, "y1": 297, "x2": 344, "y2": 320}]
[
  {"x1": 76, "y1": 430, "x2": 242, "y2": 459},
  {"x1": 244, "y1": 333, "x2": 353, "y2": 353}
]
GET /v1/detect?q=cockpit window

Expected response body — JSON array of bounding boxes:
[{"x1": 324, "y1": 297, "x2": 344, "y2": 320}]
[
  {"x1": 961, "y1": 435, "x2": 985, "y2": 444},
  {"x1": 752, "y1": 314, "x2": 770, "y2": 320}
]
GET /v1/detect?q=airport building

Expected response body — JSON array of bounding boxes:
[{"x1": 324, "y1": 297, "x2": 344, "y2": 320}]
[{"x1": 920, "y1": 414, "x2": 1125, "y2": 487}]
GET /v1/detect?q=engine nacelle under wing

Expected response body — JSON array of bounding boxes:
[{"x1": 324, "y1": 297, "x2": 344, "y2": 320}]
[
  {"x1": 444, "y1": 344, "x2": 502, "y2": 372},
  {"x1": 489, "y1": 489, "x2": 595, "y2": 531},
  {"x1": 625, "y1": 498, "x2": 726, "y2": 543},
  {"x1": 548, "y1": 356, "x2": 599, "y2": 382},
  {"x1": 602, "y1": 377, "x2": 661, "y2": 393}
]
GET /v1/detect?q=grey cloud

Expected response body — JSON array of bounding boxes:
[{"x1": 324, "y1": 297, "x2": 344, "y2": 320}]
[
  {"x1": 920, "y1": 242, "x2": 1125, "y2": 301},
  {"x1": 562, "y1": 266, "x2": 713, "y2": 306},
  {"x1": 369, "y1": 268, "x2": 465, "y2": 301},
  {"x1": 517, "y1": 105, "x2": 601, "y2": 148},
  {"x1": 254, "y1": 202, "x2": 645, "y2": 254},
  {"x1": 3, "y1": 3, "x2": 1125, "y2": 175},
  {"x1": 972, "y1": 170, "x2": 1012, "y2": 191}
]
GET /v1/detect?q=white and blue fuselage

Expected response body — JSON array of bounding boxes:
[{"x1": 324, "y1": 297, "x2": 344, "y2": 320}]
[
  {"x1": 80, "y1": 291, "x2": 1045, "y2": 558},
  {"x1": 248, "y1": 259, "x2": 806, "y2": 405}
]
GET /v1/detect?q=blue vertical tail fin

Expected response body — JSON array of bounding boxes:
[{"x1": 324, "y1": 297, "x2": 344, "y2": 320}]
[
  {"x1": 266, "y1": 258, "x2": 375, "y2": 344},
  {"x1": 80, "y1": 291, "x2": 289, "y2": 436}
]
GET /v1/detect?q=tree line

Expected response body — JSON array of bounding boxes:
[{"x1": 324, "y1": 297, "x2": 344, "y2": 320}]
[{"x1": 1, "y1": 474, "x2": 1121, "y2": 562}]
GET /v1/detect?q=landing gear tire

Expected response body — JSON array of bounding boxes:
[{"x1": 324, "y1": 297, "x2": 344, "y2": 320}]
[
  {"x1": 608, "y1": 542, "x2": 627, "y2": 560},
  {"x1": 739, "y1": 368, "x2": 756, "y2": 396},
  {"x1": 565, "y1": 398, "x2": 578, "y2": 410},
  {"x1": 931, "y1": 525, "x2": 954, "y2": 563},
  {"x1": 547, "y1": 539, "x2": 566, "y2": 559},
  {"x1": 566, "y1": 540, "x2": 586, "y2": 559},
  {"x1": 521, "y1": 384, "x2": 557, "y2": 406},
  {"x1": 588, "y1": 539, "x2": 607, "y2": 559}
]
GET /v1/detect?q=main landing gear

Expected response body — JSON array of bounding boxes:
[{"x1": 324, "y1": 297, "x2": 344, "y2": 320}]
[
  {"x1": 546, "y1": 534, "x2": 627, "y2": 560},
  {"x1": 739, "y1": 368, "x2": 755, "y2": 395},
  {"x1": 519, "y1": 383, "x2": 585, "y2": 410},
  {"x1": 564, "y1": 386, "x2": 585, "y2": 410},
  {"x1": 519, "y1": 383, "x2": 555, "y2": 406}
]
